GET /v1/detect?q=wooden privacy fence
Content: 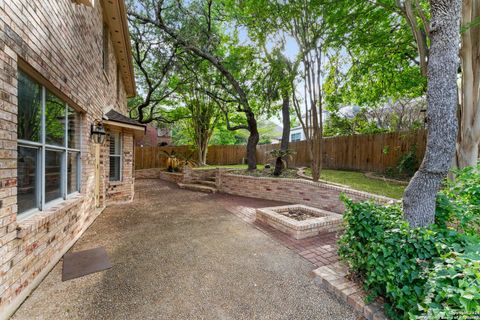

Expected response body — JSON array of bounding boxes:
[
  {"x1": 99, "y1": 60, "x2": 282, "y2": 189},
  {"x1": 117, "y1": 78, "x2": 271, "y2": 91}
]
[{"x1": 135, "y1": 130, "x2": 427, "y2": 173}]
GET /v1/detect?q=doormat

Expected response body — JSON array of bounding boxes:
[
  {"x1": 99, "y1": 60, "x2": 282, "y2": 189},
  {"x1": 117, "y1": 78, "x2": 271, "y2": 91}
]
[{"x1": 62, "y1": 247, "x2": 112, "y2": 281}]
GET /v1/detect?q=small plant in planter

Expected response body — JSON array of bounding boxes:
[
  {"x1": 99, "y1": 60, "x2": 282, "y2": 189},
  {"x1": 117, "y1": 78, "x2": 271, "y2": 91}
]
[
  {"x1": 268, "y1": 149, "x2": 296, "y2": 176},
  {"x1": 178, "y1": 152, "x2": 198, "y2": 170},
  {"x1": 161, "y1": 150, "x2": 180, "y2": 172}
]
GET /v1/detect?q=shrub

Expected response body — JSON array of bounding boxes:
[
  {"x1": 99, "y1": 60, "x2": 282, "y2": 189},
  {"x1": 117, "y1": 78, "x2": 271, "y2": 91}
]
[
  {"x1": 421, "y1": 247, "x2": 480, "y2": 319},
  {"x1": 396, "y1": 145, "x2": 419, "y2": 177},
  {"x1": 338, "y1": 198, "x2": 467, "y2": 319},
  {"x1": 339, "y1": 165, "x2": 480, "y2": 319},
  {"x1": 436, "y1": 164, "x2": 480, "y2": 235}
]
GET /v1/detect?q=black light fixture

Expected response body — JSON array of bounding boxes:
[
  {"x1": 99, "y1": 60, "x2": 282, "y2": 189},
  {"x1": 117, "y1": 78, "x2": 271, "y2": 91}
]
[{"x1": 91, "y1": 121, "x2": 106, "y2": 144}]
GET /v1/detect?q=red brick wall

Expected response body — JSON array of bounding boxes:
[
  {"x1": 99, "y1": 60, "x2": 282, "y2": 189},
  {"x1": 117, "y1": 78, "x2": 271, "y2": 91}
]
[
  {"x1": 135, "y1": 124, "x2": 158, "y2": 147},
  {"x1": 0, "y1": 1, "x2": 135, "y2": 317}
]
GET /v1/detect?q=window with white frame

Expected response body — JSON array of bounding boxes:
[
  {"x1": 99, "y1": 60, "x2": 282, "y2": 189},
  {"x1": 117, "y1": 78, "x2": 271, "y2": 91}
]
[
  {"x1": 17, "y1": 70, "x2": 81, "y2": 217},
  {"x1": 109, "y1": 132, "x2": 122, "y2": 181},
  {"x1": 291, "y1": 132, "x2": 301, "y2": 142}
]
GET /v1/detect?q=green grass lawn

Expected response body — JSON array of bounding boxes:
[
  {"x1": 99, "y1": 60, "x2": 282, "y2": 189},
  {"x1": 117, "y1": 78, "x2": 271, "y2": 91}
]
[
  {"x1": 305, "y1": 168, "x2": 406, "y2": 199},
  {"x1": 195, "y1": 164, "x2": 405, "y2": 199}
]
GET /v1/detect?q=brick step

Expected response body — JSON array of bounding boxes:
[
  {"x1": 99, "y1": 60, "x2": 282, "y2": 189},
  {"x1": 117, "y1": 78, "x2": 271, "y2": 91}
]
[
  {"x1": 196, "y1": 180, "x2": 216, "y2": 187},
  {"x1": 177, "y1": 183, "x2": 217, "y2": 194},
  {"x1": 312, "y1": 263, "x2": 387, "y2": 320}
]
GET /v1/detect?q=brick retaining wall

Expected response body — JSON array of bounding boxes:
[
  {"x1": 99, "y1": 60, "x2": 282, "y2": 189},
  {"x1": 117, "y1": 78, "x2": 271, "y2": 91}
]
[
  {"x1": 160, "y1": 172, "x2": 184, "y2": 184},
  {"x1": 139, "y1": 167, "x2": 394, "y2": 213},
  {"x1": 135, "y1": 168, "x2": 164, "y2": 179},
  {"x1": 218, "y1": 174, "x2": 393, "y2": 213}
]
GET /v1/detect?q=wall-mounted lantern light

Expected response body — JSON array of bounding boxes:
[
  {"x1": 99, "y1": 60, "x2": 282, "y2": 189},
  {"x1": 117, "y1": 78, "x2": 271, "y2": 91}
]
[{"x1": 91, "y1": 121, "x2": 106, "y2": 144}]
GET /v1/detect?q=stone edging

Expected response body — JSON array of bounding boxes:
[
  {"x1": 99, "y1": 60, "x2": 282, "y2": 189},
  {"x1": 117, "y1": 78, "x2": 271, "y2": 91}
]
[
  {"x1": 364, "y1": 172, "x2": 410, "y2": 186},
  {"x1": 296, "y1": 167, "x2": 352, "y2": 189},
  {"x1": 313, "y1": 263, "x2": 388, "y2": 320}
]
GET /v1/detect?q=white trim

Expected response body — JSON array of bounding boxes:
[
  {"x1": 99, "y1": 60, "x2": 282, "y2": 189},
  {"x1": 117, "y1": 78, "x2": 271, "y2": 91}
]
[
  {"x1": 109, "y1": 132, "x2": 122, "y2": 182},
  {"x1": 104, "y1": 120, "x2": 145, "y2": 132}
]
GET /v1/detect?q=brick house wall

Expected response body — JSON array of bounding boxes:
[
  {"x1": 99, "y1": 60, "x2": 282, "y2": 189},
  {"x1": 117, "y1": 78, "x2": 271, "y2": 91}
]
[
  {"x1": 0, "y1": 1, "x2": 138, "y2": 318},
  {"x1": 105, "y1": 127, "x2": 135, "y2": 204}
]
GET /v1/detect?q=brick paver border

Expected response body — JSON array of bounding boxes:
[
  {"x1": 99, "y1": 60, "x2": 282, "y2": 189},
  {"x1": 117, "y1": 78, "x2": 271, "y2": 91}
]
[{"x1": 217, "y1": 194, "x2": 388, "y2": 320}]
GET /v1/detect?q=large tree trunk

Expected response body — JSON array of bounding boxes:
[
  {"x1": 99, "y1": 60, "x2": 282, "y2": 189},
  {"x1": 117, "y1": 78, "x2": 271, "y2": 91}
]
[
  {"x1": 246, "y1": 110, "x2": 259, "y2": 170},
  {"x1": 274, "y1": 92, "x2": 291, "y2": 175},
  {"x1": 281, "y1": 92, "x2": 291, "y2": 152},
  {"x1": 403, "y1": 0, "x2": 461, "y2": 227},
  {"x1": 457, "y1": 0, "x2": 480, "y2": 168}
]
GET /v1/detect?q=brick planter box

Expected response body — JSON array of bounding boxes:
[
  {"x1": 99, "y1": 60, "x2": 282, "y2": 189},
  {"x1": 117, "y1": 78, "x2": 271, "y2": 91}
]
[{"x1": 256, "y1": 205, "x2": 343, "y2": 239}]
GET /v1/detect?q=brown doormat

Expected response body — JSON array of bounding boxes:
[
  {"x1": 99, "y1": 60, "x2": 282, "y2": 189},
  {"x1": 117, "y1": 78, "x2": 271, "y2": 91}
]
[{"x1": 62, "y1": 247, "x2": 112, "y2": 281}]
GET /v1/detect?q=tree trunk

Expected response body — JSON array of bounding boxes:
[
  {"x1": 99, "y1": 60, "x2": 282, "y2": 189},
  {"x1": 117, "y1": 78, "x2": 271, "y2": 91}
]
[
  {"x1": 457, "y1": 0, "x2": 480, "y2": 169},
  {"x1": 198, "y1": 142, "x2": 208, "y2": 166},
  {"x1": 403, "y1": 0, "x2": 461, "y2": 227},
  {"x1": 246, "y1": 110, "x2": 259, "y2": 170},
  {"x1": 310, "y1": 131, "x2": 322, "y2": 182},
  {"x1": 274, "y1": 157, "x2": 283, "y2": 176},
  {"x1": 281, "y1": 92, "x2": 291, "y2": 152},
  {"x1": 457, "y1": 135, "x2": 479, "y2": 168}
]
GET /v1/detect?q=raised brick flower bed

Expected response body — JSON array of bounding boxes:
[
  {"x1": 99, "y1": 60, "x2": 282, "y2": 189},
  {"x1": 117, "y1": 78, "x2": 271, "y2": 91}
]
[{"x1": 256, "y1": 204, "x2": 343, "y2": 239}]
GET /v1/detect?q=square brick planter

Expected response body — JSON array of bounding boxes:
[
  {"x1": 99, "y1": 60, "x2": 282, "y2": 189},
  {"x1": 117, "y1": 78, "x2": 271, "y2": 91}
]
[{"x1": 256, "y1": 205, "x2": 343, "y2": 239}]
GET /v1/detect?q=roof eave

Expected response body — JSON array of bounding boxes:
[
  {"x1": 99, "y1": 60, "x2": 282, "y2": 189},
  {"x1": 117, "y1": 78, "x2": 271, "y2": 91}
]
[
  {"x1": 102, "y1": 0, "x2": 136, "y2": 98},
  {"x1": 118, "y1": 0, "x2": 136, "y2": 97}
]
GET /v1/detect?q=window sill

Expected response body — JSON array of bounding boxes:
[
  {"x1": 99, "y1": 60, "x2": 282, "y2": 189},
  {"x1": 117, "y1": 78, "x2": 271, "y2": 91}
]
[
  {"x1": 16, "y1": 194, "x2": 85, "y2": 239},
  {"x1": 108, "y1": 180, "x2": 124, "y2": 186}
]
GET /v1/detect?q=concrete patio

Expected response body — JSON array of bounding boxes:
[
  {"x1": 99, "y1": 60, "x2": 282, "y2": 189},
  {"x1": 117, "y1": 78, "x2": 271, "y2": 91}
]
[{"x1": 12, "y1": 179, "x2": 355, "y2": 320}]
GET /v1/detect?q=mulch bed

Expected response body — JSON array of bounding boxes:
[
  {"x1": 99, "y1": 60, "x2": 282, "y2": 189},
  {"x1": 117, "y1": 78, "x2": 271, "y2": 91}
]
[{"x1": 230, "y1": 168, "x2": 298, "y2": 179}]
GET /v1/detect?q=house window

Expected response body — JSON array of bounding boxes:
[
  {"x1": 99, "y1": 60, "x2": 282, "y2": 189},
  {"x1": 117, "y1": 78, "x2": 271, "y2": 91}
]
[
  {"x1": 102, "y1": 24, "x2": 109, "y2": 73},
  {"x1": 17, "y1": 71, "x2": 81, "y2": 217},
  {"x1": 291, "y1": 132, "x2": 301, "y2": 142},
  {"x1": 109, "y1": 132, "x2": 122, "y2": 181}
]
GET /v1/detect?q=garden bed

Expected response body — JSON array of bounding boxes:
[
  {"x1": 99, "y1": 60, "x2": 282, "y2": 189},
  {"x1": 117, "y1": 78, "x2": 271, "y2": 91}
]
[
  {"x1": 230, "y1": 168, "x2": 298, "y2": 179},
  {"x1": 256, "y1": 205, "x2": 343, "y2": 239}
]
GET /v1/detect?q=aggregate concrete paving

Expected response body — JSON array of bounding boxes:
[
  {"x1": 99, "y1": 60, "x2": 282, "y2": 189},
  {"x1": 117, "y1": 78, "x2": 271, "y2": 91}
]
[{"x1": 12, "y1": 179, "x2": 355, "y2": 320}]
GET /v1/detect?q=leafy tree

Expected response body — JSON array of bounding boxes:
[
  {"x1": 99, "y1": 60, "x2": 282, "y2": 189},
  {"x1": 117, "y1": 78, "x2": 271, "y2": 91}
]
[
  {"x1": 321, "y1": 0, "x2": 427, "y2": 109},
  {"x1": 128, "y1": 0, "x2": 261, "y2": 170},
  {"x1": 179, "y1": 89, "x2": 220, "y2": 165},
  {"x1": 175, "y1": 57, "x2": 222, "y2": 166},
  {"x1": 127, "y1": 13, "x2": 187, "y2": 123},
  {"x1": 232, "y1": 0, "x2": 335, "y2": 181},
  {"x1": 323, "y1": 110, "x2": 387, "y2": 137}
]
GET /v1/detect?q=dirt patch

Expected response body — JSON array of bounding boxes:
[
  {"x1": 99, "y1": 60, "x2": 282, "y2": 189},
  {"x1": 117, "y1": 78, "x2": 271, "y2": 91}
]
[
  {"x1": 230, "y1": 168, "x2": 298, "y2": 179},
  {"x1": 278, "y1": 208, "x2": 323, "y2": 221}
]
